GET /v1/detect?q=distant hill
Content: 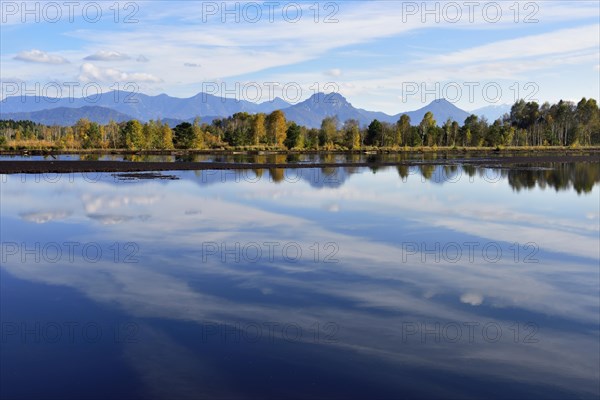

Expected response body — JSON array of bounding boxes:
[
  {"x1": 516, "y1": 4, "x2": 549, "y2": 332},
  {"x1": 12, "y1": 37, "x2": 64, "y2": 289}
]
[
  {"x1": 256, "y1": 97, "x2": 291, "y2": 113},
  {"x1": 0, "y1": 106, "x2": 133, "y2": 125},
  {"x1": 282, "y1": 92, "x2": 386, "y2": 128},
  {"x1": 282, "y1": 94, "x2": 471, "y2": 128},
  {"x1": 399, "y1": 99, "x2": 471, "y2": 126},
  {"x1": 0, "y1": 91, "x2": 292, "y2": 122}
]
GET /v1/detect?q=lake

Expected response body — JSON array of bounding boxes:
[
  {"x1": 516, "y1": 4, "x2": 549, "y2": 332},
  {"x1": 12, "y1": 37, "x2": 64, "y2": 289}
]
[{"x1": 1, "y1": 161, "x2": 599, "y2": 399}]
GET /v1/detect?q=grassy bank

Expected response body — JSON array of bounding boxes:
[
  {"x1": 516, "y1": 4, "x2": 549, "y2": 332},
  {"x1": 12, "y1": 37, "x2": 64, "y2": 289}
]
[{"x1": 2, "y1": 144, "x2": 600, "y2": 156}]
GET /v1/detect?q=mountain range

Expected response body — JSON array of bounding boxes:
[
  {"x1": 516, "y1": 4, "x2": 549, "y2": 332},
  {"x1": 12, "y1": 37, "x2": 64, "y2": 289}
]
[
  {"x1": 0, "y1": 90, "x2": 508, "y2": 128},
  {"x1": 1, "y1": 106, "x2": 133, "y2": 126}
]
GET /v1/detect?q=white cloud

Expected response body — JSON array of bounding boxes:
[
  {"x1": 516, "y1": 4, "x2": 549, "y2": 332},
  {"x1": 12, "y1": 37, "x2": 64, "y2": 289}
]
[
  {"x1": 81, "y1": 194, "x2": 160, "y2": 214},
  {"x1": 19, "y1": 211, "x2": 71, "y2": 224},
  {"x1": 13, "y1": 49, "x2": 69, "y2": 64},
  {"x1": 78, "y1": 63, "x2": 162, "y2": 83},
  {"x1": 323, "y1": 202, "x2": 340, "y2": 212},
  {"x1": 87, "y1": 214, "x2": 150, "y2": 225},
  {"x1": 326, "y1": 68, "x2": 342, "y2": 77},
  {"x1": 84, "y1": 50, "x2": 131, "y2": 61},
  {"x1": 460, "y1": 293, "x2": 484, "y2": 306}
]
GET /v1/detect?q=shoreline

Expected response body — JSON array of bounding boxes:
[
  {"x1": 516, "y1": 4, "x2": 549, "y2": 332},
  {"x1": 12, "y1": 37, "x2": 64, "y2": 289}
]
[
  {"x1": 1, "y1": 153, "x2": 599, "y2": 174},
  {"x1": 2, "y1": 146, "x2": 600, "y2": 157}
]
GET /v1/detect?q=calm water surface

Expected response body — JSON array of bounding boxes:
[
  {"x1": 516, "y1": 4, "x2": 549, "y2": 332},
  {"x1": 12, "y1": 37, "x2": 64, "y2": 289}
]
[{"x1": 1, "y1": 162, "x2": 599, "y2": 399}]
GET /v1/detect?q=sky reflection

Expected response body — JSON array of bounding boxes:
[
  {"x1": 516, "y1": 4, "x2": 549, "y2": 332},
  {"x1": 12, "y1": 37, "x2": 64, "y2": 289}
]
[{"x1": 1, "y1": 164, "x2": 599, "y2": 399}]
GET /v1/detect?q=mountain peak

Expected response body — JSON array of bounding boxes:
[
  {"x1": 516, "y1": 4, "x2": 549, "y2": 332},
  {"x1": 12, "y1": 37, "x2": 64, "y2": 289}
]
[
  {"x1": 259, "y1": 96, "x2": 289, "y2": 106},
  {"x1": 308, "y1": 92, "x2": 347, "y2": 102},
  {"x1": 428, "y1": 98, "x2": 455, "y2": 106}
]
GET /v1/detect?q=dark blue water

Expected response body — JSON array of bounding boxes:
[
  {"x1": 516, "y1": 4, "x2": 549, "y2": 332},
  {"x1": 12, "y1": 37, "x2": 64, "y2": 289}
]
[{"x1": 1, "y1": 163, "x2": 599, "y2": 399}]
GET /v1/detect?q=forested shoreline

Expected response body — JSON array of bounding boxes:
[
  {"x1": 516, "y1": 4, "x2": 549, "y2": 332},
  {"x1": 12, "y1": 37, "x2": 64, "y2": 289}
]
[{"x1": 1, "y1": 98, "x2": 598, "y2": 151}]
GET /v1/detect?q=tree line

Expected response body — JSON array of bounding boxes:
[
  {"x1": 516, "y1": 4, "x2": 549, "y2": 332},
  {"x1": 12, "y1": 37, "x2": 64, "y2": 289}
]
[{"x1": 1, "y1": 98, "x2": 598, "y2": 150}]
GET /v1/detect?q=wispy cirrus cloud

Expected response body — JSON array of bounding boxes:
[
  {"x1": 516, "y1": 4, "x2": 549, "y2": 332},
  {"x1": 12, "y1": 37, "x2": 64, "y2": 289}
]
[
  {"x1": 432, "y1": 24, "x2": 600, "y2": 65},
  {"x1": 1, "y1": 1, "x2": 598, "y2": 108}
]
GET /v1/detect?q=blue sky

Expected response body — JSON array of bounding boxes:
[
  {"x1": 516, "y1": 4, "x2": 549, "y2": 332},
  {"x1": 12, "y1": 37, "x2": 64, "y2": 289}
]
[{"x1": 1, "y1": 1, "x2": 599, "y2": 112}]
